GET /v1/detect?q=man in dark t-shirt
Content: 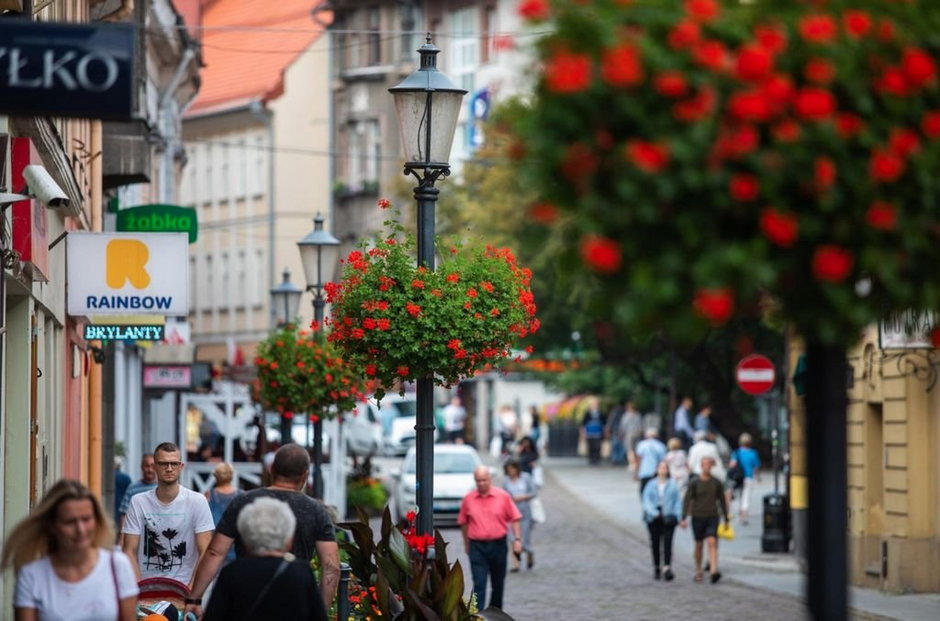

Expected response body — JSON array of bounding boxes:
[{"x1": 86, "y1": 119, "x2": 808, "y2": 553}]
[
  {"x1": 680, "y1": 456, "x2": 730, "y2": 584},
  {"x1": 185, "y1": 445, "x2": 339, "y2": 617}
]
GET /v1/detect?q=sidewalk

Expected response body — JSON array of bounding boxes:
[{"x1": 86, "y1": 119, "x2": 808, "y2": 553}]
[{"x1": 543, "y1": 456, "x2": 940, "y2": 621}]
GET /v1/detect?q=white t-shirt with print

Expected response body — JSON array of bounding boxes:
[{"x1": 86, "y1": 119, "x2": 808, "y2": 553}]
[
  {"x1": 14, "y1": 548, "x2": 138, "y2": 620},
  {"x1": 122, "y1": 485, "x2": 215, "y2": 583}
]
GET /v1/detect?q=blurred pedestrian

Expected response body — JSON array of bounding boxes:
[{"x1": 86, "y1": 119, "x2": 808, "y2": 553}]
[
  {"x1": 186, "y1": 444, "x2": 339, "y2": 618},
  {"x1": 528, "y1": 405, "x2": 542, "y2": 447},
  {"x1": 513, "y1": 436, "x2": 540, "y2": 476},
  {"x1": 642, "y1": 461, "x2": 681, "y2": 581},
  {"x1": 680, "y1": 457, "x2": 731, "y2": 584},
  {"x1": 459, "y1": 466, "x2": 523, "y2": 611},
  {"x1": 502, "y1": 460, "x2": 537, "y2": 572},
  {"x1": 443, "y1": 395, "x2": 468, "y2": 444},
  {"x1": 694, "y1": 405, "x2": 713, "y2": 433},
  {"x1": 730, "y1": 433, "x2": 761, "y2": 525},
  {"x1": 635, "y1": 428, "x2": 667, "y2": 499},
  {"x1": 620, "y1": 402, "x2": 644, "y2": 471},
  {"x1": 498, "y1": 405, "x2": 519, "y2": 456},
  {"x1": 664, "y1": 437, "x2": 690, "y2": 497},
  {"x1": 205, "y1": 462, "x2": 244, "y2": 565},
  {"x1": 117, "y1": 452, "x2": 156, "y2": 532},
  {"x1": 606, "y1": 403, "x2": 627, "y2": 466},
  {"x1": 2, "y1": 479, "x2": 138, "y2": 620},
  {"x1": 202, "y1": 497, "x2": 328, "y2": 621},
  {"x1": 122, "y1": 442, "x2": 215, "y2": 584},
  {"x1": 114, "y1": 456, "x2": 131, "y2": 526},
  {"x1": 672, "y1": 396, "x2": 695, "y2": 450},
  {"x1": 688, "y1": 430, "x2": 727, "y2": 483},
  {"x1": 580, "y1": 397, "x2": 607, "y2": 465}
]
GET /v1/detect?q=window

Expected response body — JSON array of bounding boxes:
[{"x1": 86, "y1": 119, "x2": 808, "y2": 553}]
[
  {"x1": 220, "y1": 252, "x2": 230, "y2": 308},
  {"x1": 236, "y1": 250, "x2": 247, "y2": 308},
  {"x1": 249, "y1": 133, "x2": 266, "y2": 197},
  {"x1": 203, "y1": 254, "x2": 213, "y2": 311},
  {"x1": 450, "y1": 7, "x2": 479, "y2": 94},
  {"x1": 233, "y1": 139, "x2": 246, "y2": 198},
  {"x1": 189, "y1": 256, "x2": 197, "y2": 312},
  {"x1": 254, "y1": 249, "x2": 265, "y2": 307},
  {"x1": 367, "y1": 8, "x2": 381, "y2": 65},
  {"x1": 345, "y1": 120, "x2": 380, "y2": 190},
  {"x1": 482, "y1": 5, "x2": 496, "y2": 64}
]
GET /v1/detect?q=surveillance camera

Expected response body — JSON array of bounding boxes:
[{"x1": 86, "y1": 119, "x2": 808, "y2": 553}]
[
  {"x1": 90, "y1": 346, "x2": 106, "y2": 364},
  {"x1": 23, "y1": 165, "x2": 70, "y2": 208}
]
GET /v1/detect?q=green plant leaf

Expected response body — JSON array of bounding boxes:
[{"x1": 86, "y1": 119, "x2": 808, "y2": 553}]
[{"x1": 388, "y1": 527, "x2": 411, "y2": 573}]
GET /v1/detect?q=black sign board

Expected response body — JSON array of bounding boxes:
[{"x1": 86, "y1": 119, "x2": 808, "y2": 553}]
[
  {"x1": 84, "y1": 324, "x2": 164, "y2": 341},
  {"x1": 0, "y1": 21, "x2": 136, "y2": 121}
]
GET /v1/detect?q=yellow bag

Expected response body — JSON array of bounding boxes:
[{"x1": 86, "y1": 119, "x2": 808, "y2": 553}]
[{"x1": 717, "y1": 521, "x2": 735, "y2": 541}]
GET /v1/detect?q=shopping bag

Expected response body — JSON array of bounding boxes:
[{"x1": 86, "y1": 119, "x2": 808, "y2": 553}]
[
  {"x1": 530, "y1": 497, "x2": 546, "y2": 524},
  {"x1": 532, "y1": 465, "x2": 544, "y2": 489},
  {"x1": 717, "y1": 521, "x2": 735, "y2": 541}
]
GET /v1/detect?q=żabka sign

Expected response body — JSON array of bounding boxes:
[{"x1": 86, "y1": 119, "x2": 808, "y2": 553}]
[
  {"x1": 0, "y1": 21, "x2": 135, "y2": 121},
  {"x1": 116, "y1": 204, "x2": 198, "y2": 243},
  {"x1": 67, "y1": 232, "x2": 189, "y2": 316}
]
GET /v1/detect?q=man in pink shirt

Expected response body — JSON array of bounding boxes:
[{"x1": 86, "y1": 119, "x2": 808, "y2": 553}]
[{"x1": 458, "y1": 466, "x2": 523, "y2": 612}]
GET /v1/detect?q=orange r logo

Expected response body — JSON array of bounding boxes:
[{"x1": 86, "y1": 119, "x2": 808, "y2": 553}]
[{"x1": 106, "y1": 239, "x2": 150, "y2": 289}]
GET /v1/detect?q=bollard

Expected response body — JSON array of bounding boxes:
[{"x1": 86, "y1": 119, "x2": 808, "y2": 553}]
[
  {"x1": 337, "y1": 562, "x2": 351, "y2": 621},
  {"x1": 761, "y1": 493, "x2": 791, "y2": 553}
]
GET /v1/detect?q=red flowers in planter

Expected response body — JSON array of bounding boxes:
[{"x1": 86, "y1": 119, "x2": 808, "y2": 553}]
[{"x1": 812, "y1": 245, "x2": 854, "y2": 283}]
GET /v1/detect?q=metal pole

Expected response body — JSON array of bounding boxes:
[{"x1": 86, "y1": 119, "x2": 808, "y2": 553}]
[
  {"x1": 805, "y1": 343, "x2": 848, "y2": 620},
  {"x1": 414, "y1": 179, "x2": 439, "y2": 537},
  {"x1": 771, "y1": 389, "x2": 780, "y2": 496},
  {"x1": 313, "y1": 294, "x2": 326, "y2": 499},
  {"x1": 337, "y1": 563, "x2": 351, "y2": 621}
]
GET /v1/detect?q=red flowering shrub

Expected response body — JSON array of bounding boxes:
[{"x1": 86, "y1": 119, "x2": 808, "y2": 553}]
[
  {"x1": 327, "y1": 207, "x2": 539, "y2": 399},
  {"x1": 253, "y1": 324, "x2": 366, "y2": 419},
  {"x1": 512, "y1": 0, "x2": 940, "y2": 344}
]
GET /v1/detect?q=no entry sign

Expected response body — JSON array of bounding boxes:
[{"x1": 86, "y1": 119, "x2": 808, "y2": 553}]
[{"x1": 736, "y1": 354, "x2": 776, "y2": 395}]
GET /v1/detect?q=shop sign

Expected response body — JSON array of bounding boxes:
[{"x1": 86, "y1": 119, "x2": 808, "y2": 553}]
[
  {"x1": 143, "y1": 365, "x2": 192, "y2": 389},
  {"x1": 879, "y1": 310, "x2": 936, "y2": 349},
  {"x1": 83, "y1": 324, "x2": 164, "y2": 341},
  {"x1": 67, "y1": 232, "x2": 189, "y2": 316},
  {"x1": 116, "y1": 204, "x2": 198, "y2": 243},
  {"x1": 0, "y1": 20, "x2": 136, "y2": 120}
]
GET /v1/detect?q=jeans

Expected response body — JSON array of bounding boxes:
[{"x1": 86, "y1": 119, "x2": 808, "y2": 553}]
[
  {"x1": 587, "y1": 437, "x2": 602, "y2": 464},
  {"x1": 610, "y1": 437, "x2": 627, "y2": 464},
  {"x1": 469, "y1": 538, "x2": 508, "y2": 610},
  {"x1": 647, "y1": 516, "x2": 676, "y2": 568}
]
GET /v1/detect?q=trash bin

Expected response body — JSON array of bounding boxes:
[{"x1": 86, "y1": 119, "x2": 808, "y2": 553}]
[{"x1": 761, "y1": 493, "x2": 791, "y2": 553}]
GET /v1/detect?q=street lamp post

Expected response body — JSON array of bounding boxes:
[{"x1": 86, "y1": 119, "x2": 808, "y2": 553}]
[
  {"x1": 390, "y1": 36, "x2": 467, "y2": 537},
  {"x1": 269, "y1": 269, "x2": 303, "y2": 444},
  {"x1": 298, "y1": 213, "x2": 340, "y2": 499}
]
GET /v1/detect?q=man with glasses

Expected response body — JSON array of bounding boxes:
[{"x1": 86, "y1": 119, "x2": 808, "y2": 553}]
[{"x1": 122, "y1": 442, "x2": 214, "y2": 585}]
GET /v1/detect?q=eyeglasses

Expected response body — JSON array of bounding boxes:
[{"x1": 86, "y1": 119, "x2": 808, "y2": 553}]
[{"x1": 156, "y1": 461, "x2": 182, "y2": 470}]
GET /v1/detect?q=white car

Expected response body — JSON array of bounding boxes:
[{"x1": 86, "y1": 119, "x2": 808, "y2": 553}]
[
  {"x1": 265, "y1": 405, "x2": 383, "y2": 459},
  {"x1": 390, "y1": 444, "x2": 484, "y2": 526}
]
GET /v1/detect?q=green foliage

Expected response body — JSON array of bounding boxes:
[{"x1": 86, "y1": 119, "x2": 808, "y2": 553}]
[
  {"x1": 346, "y1": 477, "x2": 388, "y2": 514},
  {"x1": 253, "y1": 324, "x2": 366, "y2": 418},
  {"x1": 338, "y1": 507, "x2": 477, "y2": 621},
  {"x1": 513, "y1": 0, "x2": 940, "y2": 346},
  {"x1": 326, "y1": 205, "x2": 539, "y2": 400}
]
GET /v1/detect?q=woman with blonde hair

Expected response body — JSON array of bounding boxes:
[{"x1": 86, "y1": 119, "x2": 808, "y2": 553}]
[
  {"x1": 664, "y1": 437, "x2": 690, "y2": 497},
  {"x1": 205, "y1": 462, "x2": 243, "y2": 565},
  {"x1": 1, "y1": 479, "x2": 138, "y2": 620}
]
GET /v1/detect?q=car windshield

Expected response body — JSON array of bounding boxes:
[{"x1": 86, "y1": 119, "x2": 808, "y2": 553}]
[
  {"x1": 404, "y1": 452, "x2": 478, "y2": 474},
  {"x1": 386, "y1": 400, "x2": 416, "y2": 418}
]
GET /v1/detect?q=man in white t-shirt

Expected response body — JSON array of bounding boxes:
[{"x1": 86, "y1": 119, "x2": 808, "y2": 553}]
[
  {"x1": 443, "y1": 396, "x2": 467, "y2": 443},
  {"x1": 122, "y1": 441, "x2": 215, "y2": 585}
]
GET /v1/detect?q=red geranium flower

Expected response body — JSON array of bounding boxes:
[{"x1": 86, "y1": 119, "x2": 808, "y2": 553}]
[
  {"x1": 673, "y1": 87, "x2": 716, "y2": 122},
  {"x1": 814, "y1": 157, "x2": 836, "y2": 191},
  {"x1": 654, "y1": 71, "x2": 688, "y2": 98},
  {"x1": 396, "y1": 366, "x2": 409, "y2": 376},
  {"x1": 771, "y1": 119, "x2": 801, "y2": 142},
  {"x1": 874, "y1": 67, "x2": 910, "y2": 97},
  {"x1": 793, "y1": 87, "x2": 836, "y2": 120},
  {"x1": 760, "y1": 208, "x2": 799, "y2": 247},
  {"x1": 518, "y1": 0, "x2": 549, "y2": 21},
  {"x1": 693, "y1": 287, "x2": 735, "y2": 325},
  {"x1": 601, "y1": 43, "x2": 644, "y2": 87},
  {"x1": 804, "y1": 58, "x2": 835, "y2": 84},
  {"x1": 405, "y1": 303, "x2": 421, "y2": 317},
  {"x1": 625, "y1": 140, "x2": 670, "y2": 172},
  {"x1": 866, "y1": 201, "x2": 898, "y2": 230},
  {"x1": 798, "y1": 14, "x2": 837, "y2": 44},
  {"x1": 729, "y1": 90, "x2": 773, "y2": 122},
  {"x1": 888, "y1": 128, "x2": 920, "y2": 158},
  {"x1": 922, "y1": 111, "x2": 940, "y2": 138},
  {"x1": 835, "y1": 113, "x2": 864, "y2": 137},
  {"x1": 901, "y1": 48, "x2": 936, "y2": 88},
  {"x1": 843, "y1": 11, "x2": 872, "y2": 38},
  {"x1": 560, "y1": 142, "x2": 600, "y2": 182},
  {"x1": 692, "y1": 40, "x2": 727, "y2": 71},
  {"x1": 869, "y1": 149, "x2": 905, "y2": 182},
  {"x1": 812, "y1": 245, "x2": 854, "y2": 282},
  {"x1": 730, "y1": 174, "x2": 760, "y2": 201},
  {"x1": 754, "y1": 24, "x2": 787, "y2": 55},
  {"x1": 684, "y1": 0, "x2": 719, "y2": 23},
  {"x1": 377, "y1": 198, "x2": 390, "y2": 209},
  {"x1": 580, "y1": 235, "x2": 622, "y2": 274},
  {"x1": 668, "y1": 20, "x2": 700, "y2": 50},
  {"x1": 544, "y1": 50, "x2": 592, "y2": 93},
  {"x1": 529, "y1": 202, "x2": 559, "y2": 224},
  {"x1": 735, "y1": 45, "x2": 773, "y2": 82}
]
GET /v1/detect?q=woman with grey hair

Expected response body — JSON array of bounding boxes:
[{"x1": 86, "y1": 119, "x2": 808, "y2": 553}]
[{"x1": 203, "y1": 497, "x2": 328, "y2": 620}]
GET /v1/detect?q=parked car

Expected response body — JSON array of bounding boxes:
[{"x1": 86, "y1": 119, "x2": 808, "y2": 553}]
[
  {"x1": 364, "y1": 393, "x2": 427, "y2": 456},
  {"x1": 264, "y1": 405, "x2": 383, "y2": 459},
  {"x1": 390, "y1": 444, "x2": 484, "y2": 526}
]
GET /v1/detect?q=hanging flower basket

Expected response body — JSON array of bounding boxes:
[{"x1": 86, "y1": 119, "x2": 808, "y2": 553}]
[
  {"x1": 253, "y1": 324, "x2": 366, "y2": 419},
  {"x1": 326, "y1": 204, "x2": 539, "y2": 398},
  {"x1": 511, "y1": 0, "x2": 940, "y2": 346}
]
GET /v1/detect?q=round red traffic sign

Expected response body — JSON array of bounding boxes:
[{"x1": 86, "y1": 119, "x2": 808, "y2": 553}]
[{"x1": 736, "y1": 354, "x2": 776, "y2": 395}]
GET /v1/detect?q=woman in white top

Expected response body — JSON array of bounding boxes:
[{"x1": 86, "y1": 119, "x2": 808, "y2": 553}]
[{"x1": 1, "y1": 479, "x2": 138, "y2": 621}]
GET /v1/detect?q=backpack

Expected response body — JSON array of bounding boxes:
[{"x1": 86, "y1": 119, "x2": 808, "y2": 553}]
[{"x1": 727, "y1": 449, "x2": 745, "y2": 489}]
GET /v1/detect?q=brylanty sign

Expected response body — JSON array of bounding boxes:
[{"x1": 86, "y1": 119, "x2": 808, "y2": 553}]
[
  {"x1": 0, "y1": 21, "x2": 135, "y2": 121},
  {"x1": 83, "y1": 324, "x2": 164, "y2": 341},
  {"x1": 67, "y1": 232, "x2": 189, "y2": 316}
]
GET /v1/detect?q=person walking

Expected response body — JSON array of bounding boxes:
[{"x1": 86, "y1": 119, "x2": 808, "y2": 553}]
[
  {"x1": 528, "y1": 405, "x2": 542, "y2": 447},
  {"x1": 205, "y1": 462, "x2": 244, "y2": 565},
  {"x1": 664, "y1": 437, "x2": 691, "y2": 497},
  {"x1": 513, "y1": 436, "x2": 539, "y2": 476},
  {"x1": 458, "y1": 466, "x2": 523, "y2": 611},
  {"x1": 606, "y1": 403, "x2": 627, "y2": 466},
  {"x1": 186, "y1": 444, "x2": 340, "y2": 617},
  {"x1": 502, "y1": 460, "x2": 537, "y2": 572},
  {"x1": 729, "y1": 433, "x2": 761, "y2": 525},
  {"x1": 443, "y1": 395, "x2": 468, "y2": 444},
  {"x1": 580, "y1": 397, "x2": 607, "y2": 465},
  {"x1": 694, "y1": 405, "x2": 713, "y2": 433},
  {"x1": 620, "y1": 402, "x2": 644, "y2": 472},
  {"x1": 2, "y1": 479, "x2": 139, "y2": 620},
  {"x1": 634, "y1": 428, "x2": 667, "y2": 500},
  {"x1": 114, "y1": 456, "x2": 132, "y2": 527},
  {"x1": 117, "y1": 452, "x2": 157, "y2": 531},
  {"x1": 672, "y1": 397, "x2": 695, "y2": 450},
  {"x1": 202, "y1": 497, "x2": 328, "y2": 621},
  {"x1": 642, "y1": 461, "x2": 682, "y2": 581},
  {"x1": 680, "y1": 456, "x2": 731, "y2": 584},
  {"x1": 688, "y1": 430, "x2": 727, "y2": 483}
]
